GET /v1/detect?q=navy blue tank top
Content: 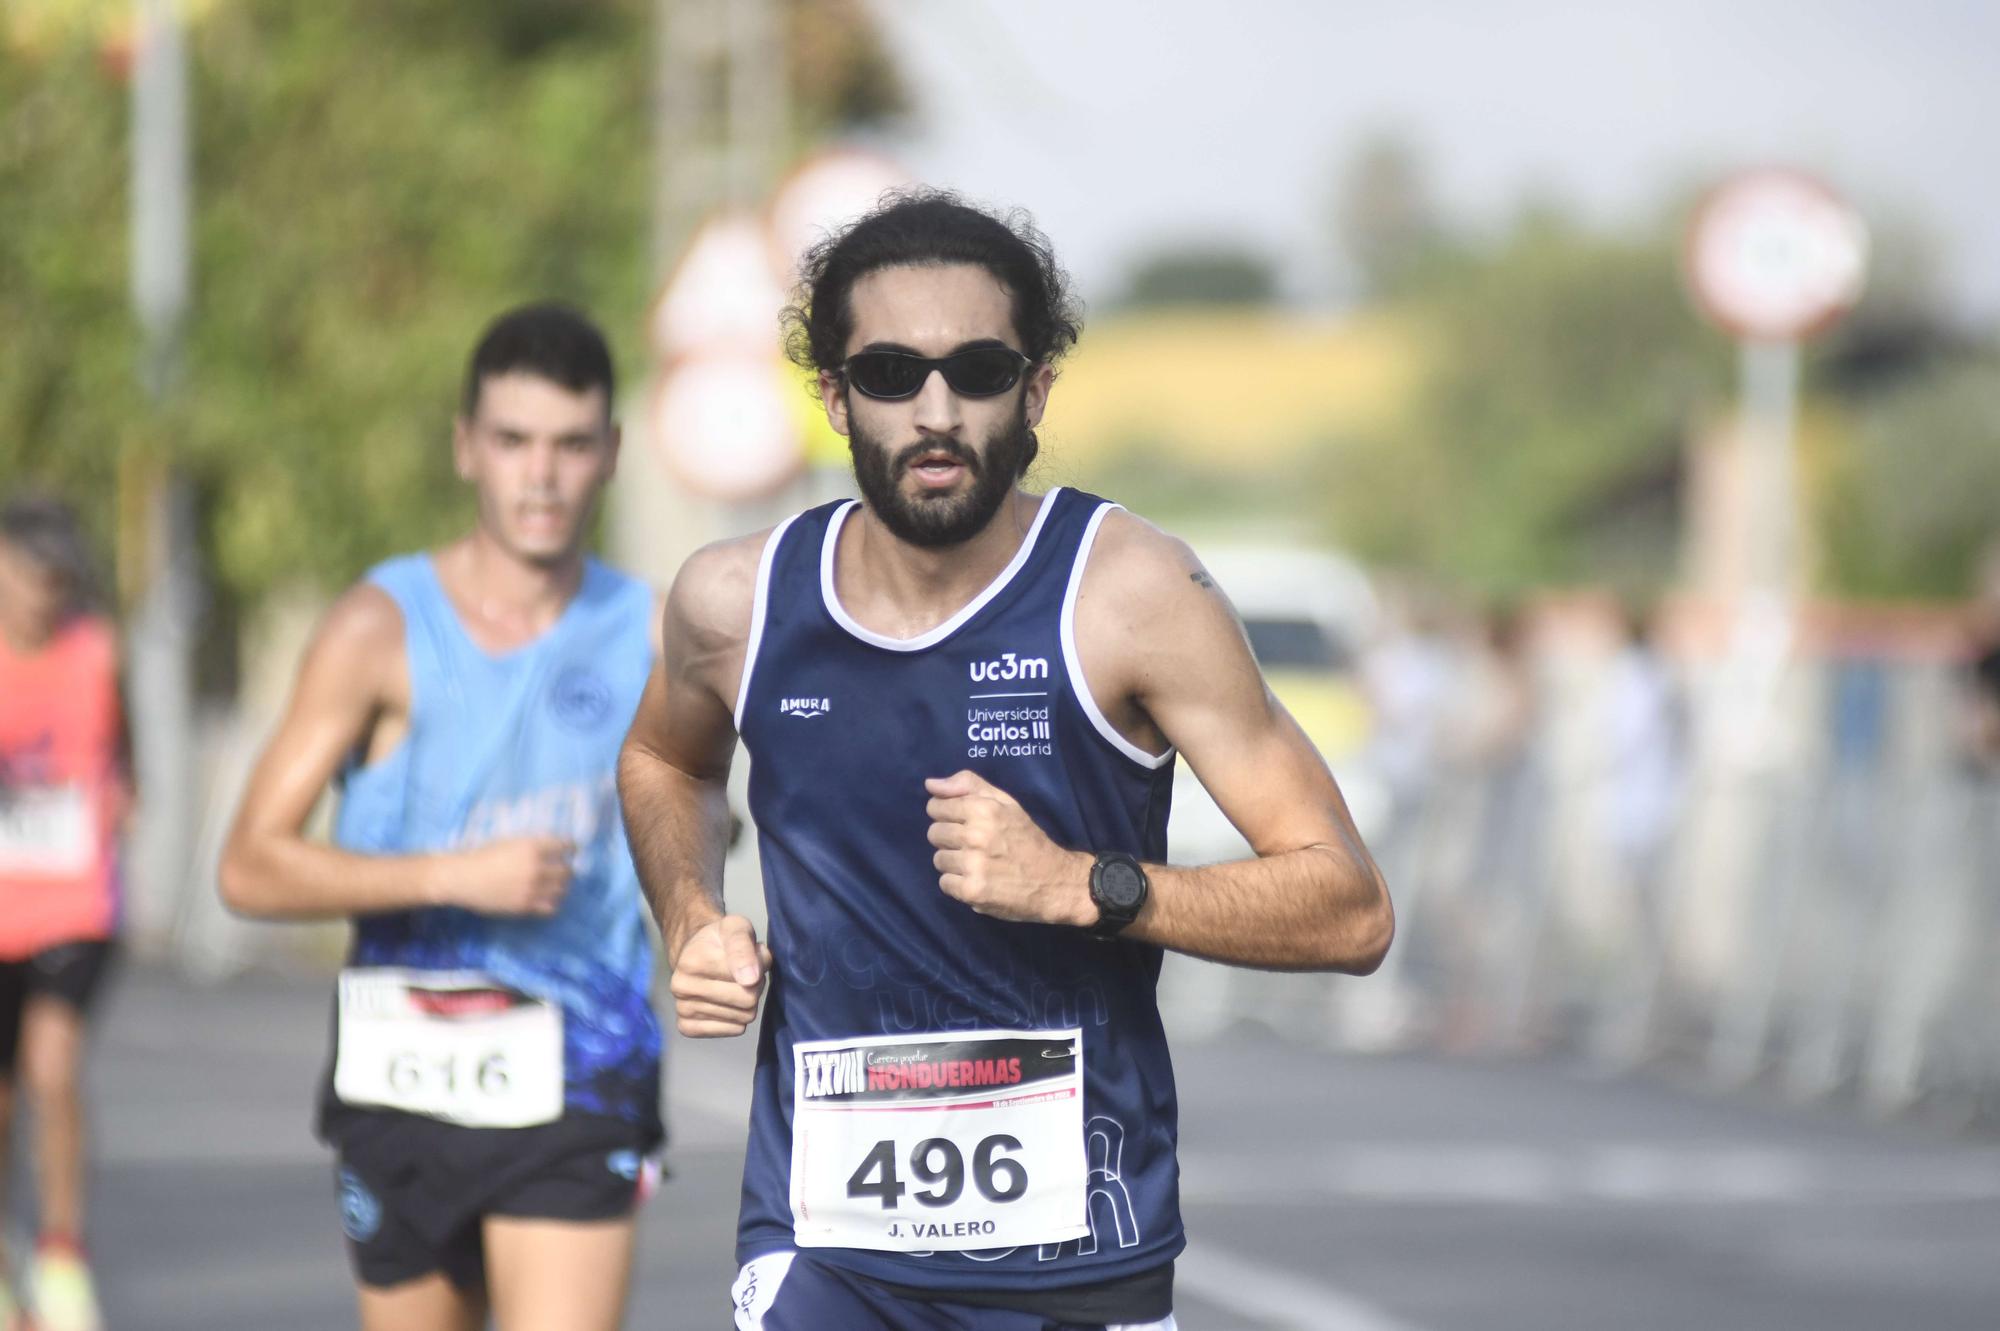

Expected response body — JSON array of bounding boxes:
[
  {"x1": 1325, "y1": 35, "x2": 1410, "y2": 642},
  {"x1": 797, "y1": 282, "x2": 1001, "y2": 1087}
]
[{"x1": 735, "y1": 487, "x2": 1185, "y2": 1294}]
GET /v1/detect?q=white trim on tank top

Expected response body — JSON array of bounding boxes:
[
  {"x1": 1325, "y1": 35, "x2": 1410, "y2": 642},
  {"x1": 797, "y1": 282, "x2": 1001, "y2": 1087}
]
[
  {"x1": 818, "y1": 486, "x2": 1066, "y2": 652},
  {"x1": 1061, "y1": 503, "x2": 1175, "y2": 770},
  {"x1": 733, "y1": 514, "x2": 802, "y2": 732}
]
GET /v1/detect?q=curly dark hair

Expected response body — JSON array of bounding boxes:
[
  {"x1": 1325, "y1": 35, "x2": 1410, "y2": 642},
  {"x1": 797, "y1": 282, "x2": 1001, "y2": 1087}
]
[{"x1": 782, "y1": 188, "x2": 1083, "y2": 377}]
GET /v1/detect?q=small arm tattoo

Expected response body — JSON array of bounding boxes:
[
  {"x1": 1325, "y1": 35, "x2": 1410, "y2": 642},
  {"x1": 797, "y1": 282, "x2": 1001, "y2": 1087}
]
[{"x1": 1190, "y1": 571, "x2": 1217, "y2": 589}]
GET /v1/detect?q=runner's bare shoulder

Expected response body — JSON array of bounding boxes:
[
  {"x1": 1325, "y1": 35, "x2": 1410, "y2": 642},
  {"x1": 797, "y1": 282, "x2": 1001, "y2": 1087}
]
[
  {"x1": 1074, "y1": 509, "x2": 1220, "y2": 636},
  {"x1": 663, "y1": 529, "x2": 773, "y2": 684},
  {"x1": 300, "y1": 581, "x2": 408, "y2": 709},
  {"x1": 1073, "y1": 508, "x2": 1244, "y2": 698}
]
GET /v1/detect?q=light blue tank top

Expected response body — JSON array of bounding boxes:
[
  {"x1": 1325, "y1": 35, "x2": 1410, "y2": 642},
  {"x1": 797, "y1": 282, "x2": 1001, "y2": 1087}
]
[{"x1": 330, "y1": 553, "x2": 662, "y2": 1131}]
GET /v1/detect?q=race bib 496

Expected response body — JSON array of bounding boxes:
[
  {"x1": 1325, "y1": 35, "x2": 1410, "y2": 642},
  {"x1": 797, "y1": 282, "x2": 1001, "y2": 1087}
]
[{"x1": 789, "y1": 1029, "x2": 1089, "y2": 1253}]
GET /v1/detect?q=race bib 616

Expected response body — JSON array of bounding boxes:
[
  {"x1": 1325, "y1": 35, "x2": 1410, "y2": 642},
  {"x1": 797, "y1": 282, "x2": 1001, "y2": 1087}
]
[{"x1": 334, "y1": 968, "x2": 563, "y2": 1129}]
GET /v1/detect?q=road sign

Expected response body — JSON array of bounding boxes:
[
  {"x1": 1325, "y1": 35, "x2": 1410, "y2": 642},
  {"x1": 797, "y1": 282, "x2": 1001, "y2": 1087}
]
[
  {"x1": 1684, "y1": 169, "x2": 1868, "y2": 343},
  {"x1": 647, "y1": 213, "x2": 802, "y2": 499},
  {"x1": 650, "y1": 349, "x2": 803, "y2": 502},
  {"x1": 764, "y1": 147, "x2": 910, "y2": 280},
  {"x1": 765, "y1": 148, "x2": 910, "y2": 467},
  {"x1": 649, "y1": 213, "x2": 788, "y2": 359}
]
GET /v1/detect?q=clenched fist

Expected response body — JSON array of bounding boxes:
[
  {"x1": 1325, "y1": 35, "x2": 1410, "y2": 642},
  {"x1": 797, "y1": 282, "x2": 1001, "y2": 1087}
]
[
  {"x1": 670, "y1": 914, "x2": 774, "y2": 1038},
  {"x1": 445, "y1": 836, "x2": 575, "y2": 916},
  {"x1": 924, "y1": 770, "x2": 1092, "y2": 926}
]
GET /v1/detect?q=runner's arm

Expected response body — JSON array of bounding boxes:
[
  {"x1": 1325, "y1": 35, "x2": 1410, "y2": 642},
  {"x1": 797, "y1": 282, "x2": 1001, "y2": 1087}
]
[
  {"x1": 617, "y1": 537, "x2": 759, "y2": 963},
  {"x1": 1076, "y1": 513, "x2": 1392, "y2": 972},
  {"x1": 217, "y1": 584, "x2": 571, "y2": 919}
]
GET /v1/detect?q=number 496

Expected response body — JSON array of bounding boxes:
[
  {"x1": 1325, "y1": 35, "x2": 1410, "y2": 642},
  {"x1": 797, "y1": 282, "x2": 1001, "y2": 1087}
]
[{"x1": 846, "y1": 1135, "x2": 1027, "y2": 1210}]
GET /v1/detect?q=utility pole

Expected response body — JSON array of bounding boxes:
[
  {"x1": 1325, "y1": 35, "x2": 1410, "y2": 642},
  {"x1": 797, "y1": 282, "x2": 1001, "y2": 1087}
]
[
  {"x1": 724, "y1": 0, "x2": 787, "y2": 211},
  {"x1": 1678, "y1": 170, "x2": 1867, "y2": 1085},
  {"x1": 626, "y1": 0, "x2": 793, "y2": 579},
  {"x1": 652, "y1": 0, "x2": 787, "y2": 271},
  {"x1": 125, "y1": 0, "x2": 200, "y2": 949},
  {"x1": 629, "y1": 0, "x2": 793, "y2": 935},
  {"x1": 652, "y1": 0, "x2": 720, "y2": 279}
]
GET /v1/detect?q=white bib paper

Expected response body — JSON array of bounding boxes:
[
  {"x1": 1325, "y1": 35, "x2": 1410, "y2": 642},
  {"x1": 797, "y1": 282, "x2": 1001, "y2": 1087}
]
[
  {"x1": 334, "y1": 968, "x2": 563, "y2": 1129},
  {"x1": 0, "y1": 785, "x2": 92, "y2": 876},
  {"x1": 789, "y1": 1028, "x2": 1089, "y2": 1253}
]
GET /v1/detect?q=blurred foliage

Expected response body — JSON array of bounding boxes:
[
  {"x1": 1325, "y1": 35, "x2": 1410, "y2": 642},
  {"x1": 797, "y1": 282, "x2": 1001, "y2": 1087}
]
[
  {"x1": 1804, "y1": 217, "x2": 2000, "y2": 599},
  {"x1": 1314, "y1": 142, "x2": 1994, "y2": 603},
  {"x1": 1820, "y1": 357, "x2": 2000, "y2": 598},
  {"x1": 1809, "y1": 213, "x2": 1955, "y2": 398},
  {"x1": 1329, "y1": 209, "x2": 1728, "y2": 598},
  {"x1": 1332, "y1": 133, "x2": 1451, "y2": 301},
  {"x1": 0, "y1": 0, "x2": 903, "y2": 616},
  {"x1": 0, "y1": 40, "x2": 139, "y2": 565},
  {"x1": 11, "y1": 6, "x2": 1994, "y2": 626},
  {"x1": 1116, "y1": 243, "x2": 1278, "y2": 309},
  {"x1": 785, "y1": 0, "x2": 909, "y2": 136}
]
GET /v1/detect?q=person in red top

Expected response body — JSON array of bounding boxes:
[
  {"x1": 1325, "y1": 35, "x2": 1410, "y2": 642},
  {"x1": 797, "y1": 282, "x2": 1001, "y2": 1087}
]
[{"x1": 0, "y1": 495, "x2": 131, "y2": 1331}]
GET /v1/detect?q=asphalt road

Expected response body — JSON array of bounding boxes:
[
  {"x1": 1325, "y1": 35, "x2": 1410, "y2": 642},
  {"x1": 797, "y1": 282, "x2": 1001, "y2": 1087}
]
[{"x1": 24, "y1": 964, "x2": 2000, "y2": 1330}]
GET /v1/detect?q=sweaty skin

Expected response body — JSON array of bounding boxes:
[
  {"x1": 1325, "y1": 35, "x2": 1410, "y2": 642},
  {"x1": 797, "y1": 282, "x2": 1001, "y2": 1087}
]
[{"x1": 617, "y1": 264, "x2": 1391, "y2": 1040}]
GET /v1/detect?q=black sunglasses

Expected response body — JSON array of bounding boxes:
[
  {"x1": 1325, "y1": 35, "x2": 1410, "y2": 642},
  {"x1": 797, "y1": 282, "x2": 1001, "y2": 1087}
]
[{"x1": 840, "y1": 347, "x2": 1033, "y2": 401}]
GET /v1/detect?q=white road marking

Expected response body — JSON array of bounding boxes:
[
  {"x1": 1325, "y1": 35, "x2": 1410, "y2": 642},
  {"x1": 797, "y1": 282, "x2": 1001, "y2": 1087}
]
[
  {"x1": 1176, "y1": 1243, "x2": 1426, "y2": 1331},
  {"x1": 1179, "y1": 1144, "x2": 2000, "y2": 1206}
]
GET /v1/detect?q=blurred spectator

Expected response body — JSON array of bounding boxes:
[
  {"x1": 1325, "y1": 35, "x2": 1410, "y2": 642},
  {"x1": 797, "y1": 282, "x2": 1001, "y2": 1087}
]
[
  {"x1": 1442, "y1": 605, "x2": 1537, "y2": 772},
  {"x1": 1960, "y1": 539, "x2": 2000, "y2": 771},
  {"x1": 1345, "y1": 587, "x2": 1455, "y2": 1045},
  {"x1": 1442, "y1": 605, "x2": 1546, "y2": 1047},
  {"x1": 1362, "y1": 586, "x2": 1455, "y2": 838},
  {"x1": 1589, "y1": 603, "x2": 1687, "y2": 1063},
  {"x1": 1601, "y1": 605, "x2": 1686, "y2": 892},
  {"x1": 0, "y1": 494, "x2": 129, "y2": 1331}
]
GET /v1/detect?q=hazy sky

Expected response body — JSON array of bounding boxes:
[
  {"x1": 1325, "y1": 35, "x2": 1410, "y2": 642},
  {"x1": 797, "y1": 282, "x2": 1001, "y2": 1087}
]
[{"x1": 868, "y1": 0, "x2": 2000, "y2": 320}]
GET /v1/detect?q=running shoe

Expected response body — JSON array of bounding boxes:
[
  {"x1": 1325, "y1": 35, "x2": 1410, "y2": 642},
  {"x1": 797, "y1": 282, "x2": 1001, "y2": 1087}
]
[{"x1": 30, "y1": 1246, "x2": 99, "y2": 1331}]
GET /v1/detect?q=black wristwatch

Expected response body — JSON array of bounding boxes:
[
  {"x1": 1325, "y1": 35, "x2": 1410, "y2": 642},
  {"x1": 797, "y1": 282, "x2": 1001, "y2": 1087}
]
[{"x1": 1087, "y1": 851, "x2": 1149, "y2": 938}]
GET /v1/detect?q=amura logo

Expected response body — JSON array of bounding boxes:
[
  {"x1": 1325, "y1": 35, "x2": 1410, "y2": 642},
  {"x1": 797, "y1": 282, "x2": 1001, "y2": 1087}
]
[
  {"x1": 969, "y1": 652, "x2": 1050, "y2": 684},
  {"x1": 780, "y1": 696, "x2": 831, "y2": 718}
]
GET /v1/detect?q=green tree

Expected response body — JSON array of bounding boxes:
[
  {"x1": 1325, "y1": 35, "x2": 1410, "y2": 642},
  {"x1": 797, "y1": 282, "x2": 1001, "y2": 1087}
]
[
  {"x1": 1820, "y1": 355, "x2": 2000, "y2": 598},
  {"x1": 0, "y1": 0, "x2": 904, "y2": 623},
  {"x1": 785, "y1": 0, "x2": 909, "y2": 136},
  {"x1": 1117, "y1": 243, "x2": 1279, "y2": 309},
  {"x1": 1332, "y1": 134, "x2": 1452, "y2": 301},
  {"x1": 1330, "y1": 211, "x2": 1727, "y2": 595},
  {"x1": 0, "y1": 41, "x2": 141, "y2": 558}
]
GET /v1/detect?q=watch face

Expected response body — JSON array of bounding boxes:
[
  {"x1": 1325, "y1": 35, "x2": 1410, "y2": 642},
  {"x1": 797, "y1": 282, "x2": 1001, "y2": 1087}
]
[{"x1": 1098, "y1": 859, "x2": 1146, "y2": 911}]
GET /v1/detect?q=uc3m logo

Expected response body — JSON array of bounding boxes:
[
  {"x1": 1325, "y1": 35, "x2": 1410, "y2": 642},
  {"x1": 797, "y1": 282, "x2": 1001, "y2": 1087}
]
[{"x1": 970, "y1": 652, "x2": 1050, "y2": 683}]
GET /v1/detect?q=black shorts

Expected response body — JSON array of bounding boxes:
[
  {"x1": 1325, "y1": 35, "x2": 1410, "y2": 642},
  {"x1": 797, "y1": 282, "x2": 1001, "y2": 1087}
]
[
  {"x1": 731, "y1": 1251, "x2": 1178, "y2": 1330},
  {"x1": 330, "y1": 1109, "x2": 658, "y2": 1290},
  {"x1": 0, "y1": 940, "x2": 116, "y2": 1072}
]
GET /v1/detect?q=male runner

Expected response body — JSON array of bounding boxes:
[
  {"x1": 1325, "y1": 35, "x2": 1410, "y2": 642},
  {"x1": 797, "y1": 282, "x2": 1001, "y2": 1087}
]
[
  {"x1": 220, "y1": 305, "x2": 662, "y2": 1331},
  {"x1": 618, "y1": 192, "x2": 1394, "y2": 1330},
  {"x1": 0, "y1": 497, "x2": 129, "y2": 1331}
]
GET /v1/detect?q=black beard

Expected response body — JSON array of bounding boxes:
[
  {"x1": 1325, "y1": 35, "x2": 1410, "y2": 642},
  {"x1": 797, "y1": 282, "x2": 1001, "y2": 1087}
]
[{"x1": 848, "y1": 404, "x2": 1033, "y2": 549}]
